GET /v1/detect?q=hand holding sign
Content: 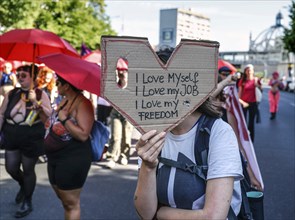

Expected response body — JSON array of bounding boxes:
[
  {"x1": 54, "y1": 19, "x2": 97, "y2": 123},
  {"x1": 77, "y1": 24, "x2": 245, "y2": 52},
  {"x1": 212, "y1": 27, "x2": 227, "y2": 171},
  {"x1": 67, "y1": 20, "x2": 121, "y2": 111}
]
[{"x1": 101, "y1": 36, "x2": 219, "y2": 134}]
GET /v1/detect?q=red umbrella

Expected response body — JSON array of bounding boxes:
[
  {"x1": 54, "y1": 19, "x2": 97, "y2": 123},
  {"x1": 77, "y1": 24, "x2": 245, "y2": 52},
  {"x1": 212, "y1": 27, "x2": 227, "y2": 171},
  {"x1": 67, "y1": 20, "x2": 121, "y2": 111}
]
[
  {"x1": 218, "y1": 59, "x2": 237, "y2": 74},
  {"x1": 0, "y1": 28, "x2": 78, "y2": 63},
  {"x1": 38, "y1": 53, "x2": 101, "y2": 96},
  {"x1": 82, "y1": 50, "x2": 101, "y2": 64}
]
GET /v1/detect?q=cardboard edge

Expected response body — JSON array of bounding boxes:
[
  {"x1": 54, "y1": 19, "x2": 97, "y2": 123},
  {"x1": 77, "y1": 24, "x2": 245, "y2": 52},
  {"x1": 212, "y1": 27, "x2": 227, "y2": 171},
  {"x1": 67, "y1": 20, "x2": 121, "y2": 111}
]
[{"x1": 100, "y1": 36, "x2": 219, "y2": 134}]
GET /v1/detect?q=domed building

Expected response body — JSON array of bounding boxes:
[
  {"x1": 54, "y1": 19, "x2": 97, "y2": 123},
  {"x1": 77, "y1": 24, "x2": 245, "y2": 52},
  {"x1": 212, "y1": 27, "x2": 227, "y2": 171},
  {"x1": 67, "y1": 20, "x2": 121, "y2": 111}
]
[
  {"x1": 249, "y1": 12, "x2": 289, "y2": 64},
  {"x1": 220, "y1": 12, "x2": 293, "y2": 78}
]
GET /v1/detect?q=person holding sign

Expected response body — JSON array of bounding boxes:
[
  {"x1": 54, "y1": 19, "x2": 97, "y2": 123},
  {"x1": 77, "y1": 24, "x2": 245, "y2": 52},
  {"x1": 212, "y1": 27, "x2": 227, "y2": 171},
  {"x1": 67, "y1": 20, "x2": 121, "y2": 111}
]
[{"x1": 134, "y1": 48, "x2": 243, "y2": 220}]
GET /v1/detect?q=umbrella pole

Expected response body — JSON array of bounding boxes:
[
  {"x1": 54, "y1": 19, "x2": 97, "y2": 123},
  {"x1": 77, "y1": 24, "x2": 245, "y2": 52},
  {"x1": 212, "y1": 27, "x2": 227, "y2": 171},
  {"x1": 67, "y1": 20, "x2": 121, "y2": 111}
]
[
  {"x1": 26, "y1": 43, "x2": 40, "y2": 126},
  {"x1": 31, "y1": 43, "x2": 36, "y2": 89}
]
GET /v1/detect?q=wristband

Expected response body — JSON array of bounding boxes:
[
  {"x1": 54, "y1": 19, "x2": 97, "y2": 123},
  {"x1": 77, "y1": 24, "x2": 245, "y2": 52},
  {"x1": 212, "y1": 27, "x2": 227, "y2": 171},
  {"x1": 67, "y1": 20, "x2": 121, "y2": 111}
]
[{"x1": 61, "y1": 116, "x2": 71, "y2": 125}]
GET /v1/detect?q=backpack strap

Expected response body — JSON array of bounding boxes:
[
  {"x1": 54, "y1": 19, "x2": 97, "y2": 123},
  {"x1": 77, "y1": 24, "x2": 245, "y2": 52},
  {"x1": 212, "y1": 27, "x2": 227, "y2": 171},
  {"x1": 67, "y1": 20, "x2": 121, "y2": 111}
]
[
  {"x1": 194, "y1": 115, "x2": 239, "y2": 220},
  {"x1": 157, "y1": 114, "x2": 239, "y2": 219},
  {"x1": 158, "y1": 114, "x2": 218, "y2": 181},
  {"x1": 158, "y1": 157, "x2": 207, "y2": 180},
  {"x1": 194, "y1": 114, "x2": 217, "y2": 176}
]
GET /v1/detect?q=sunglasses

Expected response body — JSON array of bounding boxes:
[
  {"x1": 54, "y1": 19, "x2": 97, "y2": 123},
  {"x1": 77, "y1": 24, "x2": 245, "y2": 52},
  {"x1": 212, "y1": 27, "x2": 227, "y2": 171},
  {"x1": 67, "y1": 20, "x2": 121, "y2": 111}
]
[{"x1": 16, "y1": 72, "x2": 29, "y2": 79}]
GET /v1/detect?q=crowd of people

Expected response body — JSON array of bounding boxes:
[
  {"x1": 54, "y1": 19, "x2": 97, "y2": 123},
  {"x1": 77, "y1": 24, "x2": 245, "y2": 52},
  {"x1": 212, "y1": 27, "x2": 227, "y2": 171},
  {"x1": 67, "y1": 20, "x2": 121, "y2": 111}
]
[{"x1": 0, "y1": 53, "x2": 285, "y2": 219}]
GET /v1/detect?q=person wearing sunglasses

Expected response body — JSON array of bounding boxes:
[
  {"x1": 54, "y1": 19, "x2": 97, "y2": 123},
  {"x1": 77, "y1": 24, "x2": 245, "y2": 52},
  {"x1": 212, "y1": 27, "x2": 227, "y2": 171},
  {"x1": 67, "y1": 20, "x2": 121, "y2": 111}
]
[{"x1": 0, "y1": 64, "x2": 52, "y2": 218}]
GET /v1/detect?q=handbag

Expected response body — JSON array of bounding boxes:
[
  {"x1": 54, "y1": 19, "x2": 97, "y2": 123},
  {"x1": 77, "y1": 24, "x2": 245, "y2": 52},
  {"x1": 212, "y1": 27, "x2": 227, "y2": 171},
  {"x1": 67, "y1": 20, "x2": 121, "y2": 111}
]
[
  {"x1": 255, "y1": 87, "x2": 262, "y2": 103},
  {"x1": 90, "y1": 120, "x2": 110, "y2": 161},
  {"x1": 44, "y1": 130, "x2": 70, "y2": 152}
]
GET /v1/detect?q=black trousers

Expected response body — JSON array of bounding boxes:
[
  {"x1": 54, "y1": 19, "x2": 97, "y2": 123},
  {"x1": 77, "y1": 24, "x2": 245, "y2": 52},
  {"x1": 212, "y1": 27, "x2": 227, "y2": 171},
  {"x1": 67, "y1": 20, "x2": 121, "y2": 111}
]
[{"x1": 242, "y1": 102, "x2": 257, "y2": 142}]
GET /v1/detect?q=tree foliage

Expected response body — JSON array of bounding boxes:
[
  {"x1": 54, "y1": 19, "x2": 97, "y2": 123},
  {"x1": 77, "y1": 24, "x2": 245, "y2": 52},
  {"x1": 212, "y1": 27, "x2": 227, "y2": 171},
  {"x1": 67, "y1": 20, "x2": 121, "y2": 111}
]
[
  {"x1": 0, "y1": 0, "x2": 116, "y2": 51},
  {"x1": 283, "y1": 0, "x2": 295, "y2": 54}
]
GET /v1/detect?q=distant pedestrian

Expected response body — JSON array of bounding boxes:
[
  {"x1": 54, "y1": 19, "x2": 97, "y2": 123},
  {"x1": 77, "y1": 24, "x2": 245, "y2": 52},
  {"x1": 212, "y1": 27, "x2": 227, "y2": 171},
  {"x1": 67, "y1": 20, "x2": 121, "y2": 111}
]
[
  {"x1": 268, "y1": 71, "x2": 284, "y2": 120},
  {"x1": 105, "y1": 58, "x2": 133, "y2": 168},
  {"x1": 36, "y1": 66, "x2": 58, "y2": 107},
  {"x1": 238, "y1": 64, "x2": 262, "y2": 142},
  {"x1": 106, "y1": 109, "x2": 133, "y2": 168},
  {"x1": 0, "y1": 61, "x2": 17, "y2": 105},
  {"x1": 36, "y1": 66, "x2": 58, "y2": 163}
]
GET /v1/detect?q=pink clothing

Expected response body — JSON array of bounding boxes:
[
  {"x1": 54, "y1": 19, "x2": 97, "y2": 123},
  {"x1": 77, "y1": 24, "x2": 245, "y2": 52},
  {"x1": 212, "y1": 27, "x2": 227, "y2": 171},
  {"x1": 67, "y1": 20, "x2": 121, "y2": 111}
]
[
  {"x1": 268, "y1": 90, "x2": 280, "y2": 113},
  {"x1": 268, "y1": 79, "x2": 284, "y2": 93},
  {"x1": 238, "y1": 79, "x2": 257, "y2": 102}
]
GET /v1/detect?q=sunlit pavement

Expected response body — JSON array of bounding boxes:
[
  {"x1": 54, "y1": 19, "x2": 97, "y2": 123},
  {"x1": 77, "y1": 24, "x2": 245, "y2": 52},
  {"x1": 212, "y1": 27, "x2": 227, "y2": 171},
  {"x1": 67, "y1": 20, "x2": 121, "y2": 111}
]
[{"x1": 0, "y1": 138, "x2": 140, "y2": 220}]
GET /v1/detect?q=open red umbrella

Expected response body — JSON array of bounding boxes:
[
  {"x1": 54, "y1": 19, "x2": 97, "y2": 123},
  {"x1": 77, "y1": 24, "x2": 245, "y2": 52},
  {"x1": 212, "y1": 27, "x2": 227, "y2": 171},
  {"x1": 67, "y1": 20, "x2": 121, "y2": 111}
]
[
  {"x1": 218, "y1": 59, "x2": 237, "y2": 74},
  {"x1": 0, "y1": 28, "x2": 78, "y2": 63},
  {"x1": 82, "y1": 50, "x2": 101, "y2": 64},
  {"x1": 38, "y1": 53, "x2": 101, "y2": 96}
]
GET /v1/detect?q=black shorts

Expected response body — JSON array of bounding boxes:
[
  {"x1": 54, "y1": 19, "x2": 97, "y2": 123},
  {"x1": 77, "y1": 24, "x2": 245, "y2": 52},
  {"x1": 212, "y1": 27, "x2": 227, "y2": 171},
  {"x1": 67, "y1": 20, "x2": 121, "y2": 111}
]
[
  {"x1": 47, "y1": 139, "x2": 92, "y2": 190},
  {"x1": 3, "y1": 123, "x2": 45, "y2": 158}
]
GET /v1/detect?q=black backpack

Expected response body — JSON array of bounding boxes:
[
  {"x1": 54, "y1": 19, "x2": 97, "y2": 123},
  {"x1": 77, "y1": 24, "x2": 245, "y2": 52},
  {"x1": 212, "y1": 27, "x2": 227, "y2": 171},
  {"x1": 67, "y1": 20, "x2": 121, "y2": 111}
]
[{"x1": 158, "y1": 114, "x2": 254, "y2": 220}]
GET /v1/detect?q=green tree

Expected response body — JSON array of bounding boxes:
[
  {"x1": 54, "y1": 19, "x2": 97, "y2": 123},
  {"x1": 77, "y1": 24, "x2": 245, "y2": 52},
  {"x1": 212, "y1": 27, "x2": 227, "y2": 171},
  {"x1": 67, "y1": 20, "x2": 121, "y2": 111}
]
[
  {"x1": 0, "y1": 0, "x2": 29, "y2": 29},
  {"x1": 283, "y1": 0, "x2": 295, "y2": 53},
  {"x1": 0, "y1": 0, "x2": 116, "y2": 51}
]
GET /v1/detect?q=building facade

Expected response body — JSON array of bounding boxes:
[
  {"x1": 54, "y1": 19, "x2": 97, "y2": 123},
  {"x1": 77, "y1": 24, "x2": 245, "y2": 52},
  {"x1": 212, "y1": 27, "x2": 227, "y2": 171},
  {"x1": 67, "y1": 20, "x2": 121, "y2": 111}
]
[{"x1": 159, "y1": 8, "x2": 211, "y2": 48}]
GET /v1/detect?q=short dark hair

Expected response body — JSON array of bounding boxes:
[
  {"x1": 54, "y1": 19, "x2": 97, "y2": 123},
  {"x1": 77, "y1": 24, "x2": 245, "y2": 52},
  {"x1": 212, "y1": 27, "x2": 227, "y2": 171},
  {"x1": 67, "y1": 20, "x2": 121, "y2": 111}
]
[
  {"x1": 16, "y1": 64, "x2": 39, "y2": 80},
  {"x1": 56, "y1": 74, "x2": 81, "y2": 93}
]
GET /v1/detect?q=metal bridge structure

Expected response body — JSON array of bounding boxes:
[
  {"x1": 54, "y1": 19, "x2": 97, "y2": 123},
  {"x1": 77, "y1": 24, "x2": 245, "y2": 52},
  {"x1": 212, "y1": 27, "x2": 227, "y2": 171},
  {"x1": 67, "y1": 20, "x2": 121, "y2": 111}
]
[{"x1": 219, "y1": 12, "x2": 294, "y2": 78}]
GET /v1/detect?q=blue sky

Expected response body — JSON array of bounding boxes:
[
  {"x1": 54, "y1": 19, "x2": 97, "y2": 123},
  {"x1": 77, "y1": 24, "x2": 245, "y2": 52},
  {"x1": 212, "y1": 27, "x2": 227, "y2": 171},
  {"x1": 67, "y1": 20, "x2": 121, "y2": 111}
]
[{"x1": 105, "y1": 0, "x2": 291, "y2": 52}]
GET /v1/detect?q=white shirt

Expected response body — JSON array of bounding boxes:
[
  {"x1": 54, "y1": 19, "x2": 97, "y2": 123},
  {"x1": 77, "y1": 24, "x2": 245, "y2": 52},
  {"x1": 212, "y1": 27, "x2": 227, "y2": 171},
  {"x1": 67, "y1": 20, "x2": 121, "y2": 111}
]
[{"x1": 157, "y1": 118, "x2": 243, "y2": 215}]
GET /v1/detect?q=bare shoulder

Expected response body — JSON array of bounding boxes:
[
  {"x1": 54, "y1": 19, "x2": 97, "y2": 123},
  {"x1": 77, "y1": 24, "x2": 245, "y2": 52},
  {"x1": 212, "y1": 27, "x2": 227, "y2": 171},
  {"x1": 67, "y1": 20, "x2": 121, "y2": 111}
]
[{"x1": 78, "y1": 95, "x2": 94, "y2": 113}]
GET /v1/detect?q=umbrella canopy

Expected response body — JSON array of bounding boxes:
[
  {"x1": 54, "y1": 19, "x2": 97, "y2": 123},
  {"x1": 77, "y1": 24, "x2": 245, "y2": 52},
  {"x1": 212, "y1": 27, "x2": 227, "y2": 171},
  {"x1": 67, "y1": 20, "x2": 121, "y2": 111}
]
[
  {"x1": 218, "y1": 59, "x2": 237, "y2": 74},
  {"x1": 0, "y1": 28, "x2": 78, "y2": 63},
  {"x1": 82, "y1": 50, "x2": 101, "y2": 64},
  {"x1": 38, "y1": 53, "x2": 101, "y2": 96}
]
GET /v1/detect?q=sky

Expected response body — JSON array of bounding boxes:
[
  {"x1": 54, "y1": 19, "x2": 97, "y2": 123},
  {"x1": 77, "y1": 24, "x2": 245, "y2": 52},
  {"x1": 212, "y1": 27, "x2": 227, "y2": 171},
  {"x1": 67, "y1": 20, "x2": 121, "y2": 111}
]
[{"x1": 104, "y1": 0, "x2": 291, "y2": 52}]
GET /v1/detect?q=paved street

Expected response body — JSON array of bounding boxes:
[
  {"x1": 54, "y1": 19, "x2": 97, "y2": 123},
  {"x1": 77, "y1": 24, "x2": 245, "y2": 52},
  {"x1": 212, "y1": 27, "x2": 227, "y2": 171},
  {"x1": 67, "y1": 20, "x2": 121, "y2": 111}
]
[
  {"x1": 0, "y1": 88, "x2": 294, "y2": 220},
  {"x1": 254, "y1": 88, "x2": 295, "y2": 220},
  {"x1": 0, "y1": 150, "x2": 139, "y2": 220}
]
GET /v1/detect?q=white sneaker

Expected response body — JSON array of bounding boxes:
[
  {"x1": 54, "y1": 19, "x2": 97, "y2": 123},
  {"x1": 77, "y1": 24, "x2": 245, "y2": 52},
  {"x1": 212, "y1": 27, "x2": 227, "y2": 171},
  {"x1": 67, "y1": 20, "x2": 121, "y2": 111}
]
[
  {"x1": 120, "y1": 157, "x2": 128, "y2": 166},
  {"x1": 106, "y1": 160, "x2": 116, "y2": 169}
]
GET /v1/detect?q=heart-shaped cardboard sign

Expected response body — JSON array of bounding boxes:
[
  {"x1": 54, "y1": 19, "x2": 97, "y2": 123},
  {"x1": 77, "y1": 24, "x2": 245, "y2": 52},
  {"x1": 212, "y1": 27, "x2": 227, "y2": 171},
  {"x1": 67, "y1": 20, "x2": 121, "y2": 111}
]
[{"x1": 101, "y1": 36, "x2": 219, "y2": 134}]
